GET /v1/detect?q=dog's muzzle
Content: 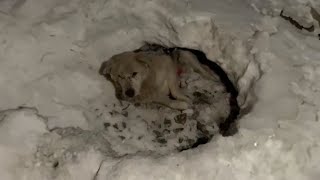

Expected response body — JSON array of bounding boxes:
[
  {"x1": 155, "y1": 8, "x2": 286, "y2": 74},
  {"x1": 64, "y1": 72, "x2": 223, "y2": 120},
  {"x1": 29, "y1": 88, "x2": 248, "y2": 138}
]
[{"x1": 125, "y1": 88, "x2": 135, "y2": 98}]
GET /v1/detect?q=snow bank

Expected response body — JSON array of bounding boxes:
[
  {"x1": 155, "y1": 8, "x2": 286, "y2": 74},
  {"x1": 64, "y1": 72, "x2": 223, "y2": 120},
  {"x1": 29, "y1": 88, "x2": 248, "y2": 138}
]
[
  {"x1": 0, "y1": 108, "x2": 48, "y2": 179},
  {"x1": 0, "y1": 0, "x2": 320, "y2": 179},
  {"x1": 96, "y1": 128, "x2": 320, "y2": 180},
  {"x1": 247, "y1": 0, "x2": 320, "y2": 35}
]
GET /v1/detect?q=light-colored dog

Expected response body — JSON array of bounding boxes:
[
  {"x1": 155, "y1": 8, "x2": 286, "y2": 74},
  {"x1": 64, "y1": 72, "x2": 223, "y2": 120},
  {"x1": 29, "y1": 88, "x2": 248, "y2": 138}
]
[
  {"x1": 99, "y1": 49, "x2": 214, "y2": 110},
  {"x1": 171, "y1": 49, "x2": 216, "y2": 81}
]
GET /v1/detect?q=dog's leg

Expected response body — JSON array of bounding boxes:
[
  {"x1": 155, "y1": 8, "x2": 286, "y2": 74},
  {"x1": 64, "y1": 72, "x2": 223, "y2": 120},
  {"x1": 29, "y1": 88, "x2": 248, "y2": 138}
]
[
  {"x1": 175, "y1": 50, "x2": 217, "y2": 81},
  {"x1": 154, "y1": 96, "x2": 190, "y2": 110},
  {"x1": 133, "y1": 93, "x2": 189, "y2": 110},
  {"x1": 168, "y1": 77, "x2": 191, "y2": 103},
  {"x1": 199, "y1": 64, "x2": 220, "y2": 82}
]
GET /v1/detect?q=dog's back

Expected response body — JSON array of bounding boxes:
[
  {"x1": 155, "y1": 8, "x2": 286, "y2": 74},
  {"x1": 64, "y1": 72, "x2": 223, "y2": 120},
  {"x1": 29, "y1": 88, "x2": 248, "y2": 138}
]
[{"x1": 136, "y1": 52, "x2": 178, "y2": 93}]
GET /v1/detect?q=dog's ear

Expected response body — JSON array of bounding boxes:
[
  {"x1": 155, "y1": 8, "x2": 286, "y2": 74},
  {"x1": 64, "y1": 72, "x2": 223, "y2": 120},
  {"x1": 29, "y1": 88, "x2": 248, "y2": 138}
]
[
  {"x1": 99, "y1": 61, "x2": 112, "y2": 78},
  {"x1": 135, "y1": 55, "x2": 150, "y2": 68}
]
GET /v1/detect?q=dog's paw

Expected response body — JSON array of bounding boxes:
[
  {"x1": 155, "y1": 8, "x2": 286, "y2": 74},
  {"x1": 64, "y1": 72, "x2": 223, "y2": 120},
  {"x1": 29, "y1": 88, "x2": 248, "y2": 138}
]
[
  {"x1": 170, "y1": 101, "x2": 190, "y2": 110},
  {"x1": 175, "y1": 94, "x2": 192, "y2": 104},
  {"x1": 184, "y1": 96, "x2": 193, "y2": 104}
]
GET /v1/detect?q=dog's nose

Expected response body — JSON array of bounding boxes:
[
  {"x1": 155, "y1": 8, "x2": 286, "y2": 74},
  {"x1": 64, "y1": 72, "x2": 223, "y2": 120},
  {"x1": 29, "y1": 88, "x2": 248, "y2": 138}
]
[{"x1": 125, "y1": 88, "x2": 135, "y2": 97}]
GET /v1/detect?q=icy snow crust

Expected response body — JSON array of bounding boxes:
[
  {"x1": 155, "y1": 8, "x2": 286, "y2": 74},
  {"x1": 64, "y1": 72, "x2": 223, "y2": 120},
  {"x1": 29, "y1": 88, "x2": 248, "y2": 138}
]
[{"x1": 0, "y1": 0, "x2": 320, "y2": 179}]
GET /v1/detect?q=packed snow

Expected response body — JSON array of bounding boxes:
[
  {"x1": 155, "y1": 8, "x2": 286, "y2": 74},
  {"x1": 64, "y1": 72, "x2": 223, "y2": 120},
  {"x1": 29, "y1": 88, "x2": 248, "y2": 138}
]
[{"x1": 0, "y1": 0, "x2": 320, "y2": 179}]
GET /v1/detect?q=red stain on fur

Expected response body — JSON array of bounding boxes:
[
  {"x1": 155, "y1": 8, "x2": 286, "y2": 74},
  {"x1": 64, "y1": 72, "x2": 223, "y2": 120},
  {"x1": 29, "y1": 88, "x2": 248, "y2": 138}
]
[{"x1": 177, "y1": 67, "x2": 183, "y2": 77}]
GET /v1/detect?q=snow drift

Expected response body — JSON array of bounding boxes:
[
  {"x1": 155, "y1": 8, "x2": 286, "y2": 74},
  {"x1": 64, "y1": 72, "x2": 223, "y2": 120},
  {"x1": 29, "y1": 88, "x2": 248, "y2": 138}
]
[{"x1": 0, "y1": 0, "x2": 320, "y2": 179}]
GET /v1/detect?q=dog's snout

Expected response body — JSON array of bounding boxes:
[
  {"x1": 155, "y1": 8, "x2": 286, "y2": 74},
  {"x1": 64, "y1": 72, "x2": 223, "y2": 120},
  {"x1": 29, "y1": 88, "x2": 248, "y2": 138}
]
[{"x1": 125, "y1": 88, "x2": 135, "y2": 97}]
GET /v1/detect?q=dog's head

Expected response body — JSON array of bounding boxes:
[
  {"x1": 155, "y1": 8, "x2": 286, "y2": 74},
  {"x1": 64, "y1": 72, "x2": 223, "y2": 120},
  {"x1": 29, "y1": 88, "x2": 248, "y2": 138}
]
[{"x1": 99, "y1": 52, "x2": 150, "y2": 100}]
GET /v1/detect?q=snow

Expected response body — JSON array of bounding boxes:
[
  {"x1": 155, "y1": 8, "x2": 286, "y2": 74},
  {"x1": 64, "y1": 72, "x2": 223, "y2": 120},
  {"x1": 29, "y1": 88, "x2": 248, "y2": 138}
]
[{"x1": 0, "y1": 0, "x2": 320, "y2": 179}]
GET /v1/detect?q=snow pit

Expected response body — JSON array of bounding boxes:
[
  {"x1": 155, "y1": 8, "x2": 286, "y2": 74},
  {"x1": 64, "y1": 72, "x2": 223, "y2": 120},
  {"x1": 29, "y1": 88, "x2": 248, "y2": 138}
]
[
  {"x1": 97, "y1": 43, "x2": 240, "y2": 152},
  {"x1": 0, "y1": 0, "x2": 276, "y2": 179}
]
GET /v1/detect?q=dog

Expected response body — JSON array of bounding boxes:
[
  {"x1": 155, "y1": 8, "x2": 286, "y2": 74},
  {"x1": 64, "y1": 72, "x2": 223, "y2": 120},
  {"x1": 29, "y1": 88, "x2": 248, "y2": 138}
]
[
  {"x1": 134, "y1": 43, "x2": 217, "y2": 81},
  {"x1": 99, "y1": 49, "x2": 215, "y2": 110},
  {"x1": 99, "y1": 51, "x2": 191, "y2": 110}
]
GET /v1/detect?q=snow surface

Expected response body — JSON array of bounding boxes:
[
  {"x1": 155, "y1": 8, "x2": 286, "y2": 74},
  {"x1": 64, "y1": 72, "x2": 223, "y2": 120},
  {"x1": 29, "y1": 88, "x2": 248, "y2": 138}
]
[{"x1": 0, "y1": 0, "x2": 320, "y2": 179}]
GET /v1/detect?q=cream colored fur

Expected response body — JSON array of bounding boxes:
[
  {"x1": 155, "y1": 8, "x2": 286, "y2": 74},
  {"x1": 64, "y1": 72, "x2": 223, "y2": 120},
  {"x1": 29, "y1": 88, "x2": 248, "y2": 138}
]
[{"x1": 100, "y1": 50, "x2": 214, "y2": 110}]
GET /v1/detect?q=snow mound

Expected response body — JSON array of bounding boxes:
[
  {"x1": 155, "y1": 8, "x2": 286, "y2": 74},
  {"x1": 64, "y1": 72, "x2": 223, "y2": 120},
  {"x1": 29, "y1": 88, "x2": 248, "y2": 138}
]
[
  {"x1": 0, "y1": 0, "x2": 260, "y2": 152},
  {"x1": 2, "y1": 0, "x2": 320, "y2": 179}
]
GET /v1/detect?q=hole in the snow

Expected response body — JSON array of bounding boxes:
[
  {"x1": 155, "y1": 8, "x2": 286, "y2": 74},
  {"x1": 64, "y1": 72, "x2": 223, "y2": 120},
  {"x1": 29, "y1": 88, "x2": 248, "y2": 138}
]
[
  {"x1": 173, "y1": 46, "x2": 240, "y2": 137},
  {"x1": 98, "y1": 43, "x2": 240, "y2": 152}
]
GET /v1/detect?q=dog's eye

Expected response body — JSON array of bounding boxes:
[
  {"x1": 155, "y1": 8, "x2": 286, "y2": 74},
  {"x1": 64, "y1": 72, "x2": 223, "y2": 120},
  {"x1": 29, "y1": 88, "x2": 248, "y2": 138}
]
[
  {"x1": 118, "y1": 75, "x2": 125, "y2": 79},
  {"x1": 132, "y1": 72, "x2": 138, "y2": 77}
]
